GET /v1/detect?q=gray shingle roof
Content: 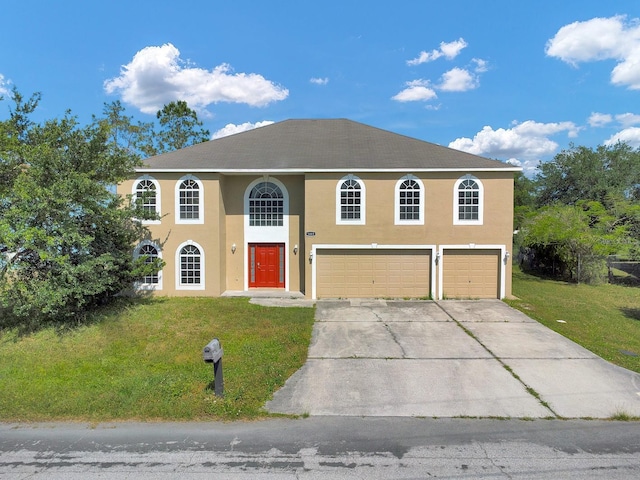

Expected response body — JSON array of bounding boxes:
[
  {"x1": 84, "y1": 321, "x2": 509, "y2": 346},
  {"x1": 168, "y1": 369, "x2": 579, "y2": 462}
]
[{"x1": 139, "y1": 119, "x2": 516, "y2": 172}]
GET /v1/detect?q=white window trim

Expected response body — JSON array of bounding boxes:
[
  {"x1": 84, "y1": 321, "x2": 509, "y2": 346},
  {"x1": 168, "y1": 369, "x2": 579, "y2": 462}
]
[
  {"x1": 453, "y1": 174, "x2": 484, "y2": 225},
  {"x1": 436, "y1": 244, "x2": 507, "y2": 300},
  {"x1": 175, "y1": 174, "x2": 204, "y2": 225},
  {"x1": 132, "y1": 175, "x2": 161, "y2": 225},
  {"x1": 394, "y1": 174, "x2": 425, "y2": 225},
  {"x1": 134, "y1": 240, "x2": 163, "y2": 291},
  {"x1": 310, "y1": 244, "x2": 436, "y2": 300},
  {"x1": 175, "y1": 240, "x2": 205, "y2": 291},
  {"x1": 336, "y1": 174, "x2": 366, "y2": 225},
  {"x1": 243, "y1": 177, "x2": 290, "y2": 291}
]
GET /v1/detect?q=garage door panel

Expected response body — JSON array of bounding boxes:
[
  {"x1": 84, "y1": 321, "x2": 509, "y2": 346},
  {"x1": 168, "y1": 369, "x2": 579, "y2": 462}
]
[
  {"x1": 317, "y1": 249, "x2": 431, "y2": 299},
  {"x1": 443, "y1": 250, "x2": 500, "y2": 299}
]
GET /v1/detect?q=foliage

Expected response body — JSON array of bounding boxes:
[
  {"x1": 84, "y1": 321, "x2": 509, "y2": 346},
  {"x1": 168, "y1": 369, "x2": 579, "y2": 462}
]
[
  {"x1": 0, "y1": 297, "x2": 315, "y2": 421},
  {"x1": 155, "y1": 100, "x2": 210, "y2": 154},
  {"x1": 519, "y1": 142, "x2": 640, "y2": 283},
  {"x1": 0, "y1": 89, "x2": 161, "y2": 328},
  {"x1": 536, "y1": 143, "x2": 640, "y2": 207},
  {"x1": 94, "y1": 100, "x2": 157, "y2": 158},
  {"x1": 95, "y1": 100, "x2": 210, "y2": 157}
]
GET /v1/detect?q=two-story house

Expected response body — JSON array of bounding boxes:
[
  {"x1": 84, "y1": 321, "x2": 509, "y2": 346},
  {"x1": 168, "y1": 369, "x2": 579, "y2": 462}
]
[{"x1": 117, "y1": 119, "x2": 519, "y2": 300}]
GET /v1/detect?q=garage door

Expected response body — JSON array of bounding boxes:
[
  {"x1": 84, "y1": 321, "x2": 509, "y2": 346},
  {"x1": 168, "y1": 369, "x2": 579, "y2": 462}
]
[
  {"x1": 442, "y1": 249, "x2": 500, "y2": 299},
  {"x1": 317, "y1": 249, "x2": 431, "y2": 298}
]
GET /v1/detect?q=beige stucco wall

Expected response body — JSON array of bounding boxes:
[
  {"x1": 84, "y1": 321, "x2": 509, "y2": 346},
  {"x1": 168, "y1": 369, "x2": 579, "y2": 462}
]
[
  {"x1": 119, "y1": 170, "x2": 514, "y2": 298},
  {"x1": 303, "y1": 171, "x2": 514, "y2": 298},
  {"x1": 119, "y1": 172, "x2": 223, "y2": 296},
  {"x1": 220, "y1": 175, "x2": 305, "y2": 294}
]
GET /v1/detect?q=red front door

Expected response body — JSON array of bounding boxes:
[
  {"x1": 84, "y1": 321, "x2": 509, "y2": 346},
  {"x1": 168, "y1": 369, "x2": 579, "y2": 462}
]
[{"x1": 249, "y1": 243, "x2": 285, "y2": 288}]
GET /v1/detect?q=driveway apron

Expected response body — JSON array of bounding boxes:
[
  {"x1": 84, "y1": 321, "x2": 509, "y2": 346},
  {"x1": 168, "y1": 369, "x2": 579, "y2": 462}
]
[{"x1": 266, "y1": 300, "x2": 640, "y2": 418}]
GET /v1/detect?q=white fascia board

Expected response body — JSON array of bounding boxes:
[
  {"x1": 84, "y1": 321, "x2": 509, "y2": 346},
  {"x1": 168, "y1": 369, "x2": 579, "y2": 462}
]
[{"x1": 135, "y1": 167, "x2": 523, "y2": 174}]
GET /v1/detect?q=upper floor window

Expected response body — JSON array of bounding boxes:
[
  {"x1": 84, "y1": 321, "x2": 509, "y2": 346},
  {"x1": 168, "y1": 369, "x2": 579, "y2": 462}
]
[
  {"x1": 132, "y1": 176, "x2": 160, "y2": 223},
  {"x1": 249, "y1": 182, "x2": 284, "y2": 226},
  {"x1": 454, "y1": 175, "x2": 483, "y2": 225},
  {"x1": 176, "y1": 241, "x2": 205, "y2": 290},
  {"x1": 134, "y1": 242, "x2": 162, "y2": 289},
  {"x1": 175, "y1": 175, "x2": 203, "y2": 224},
  {"x1": 336, "y1": 175, "x2": 365, "y2": 225},
  {"x1": 395, "y1": 175, "x2": 424, "y2": 225}
]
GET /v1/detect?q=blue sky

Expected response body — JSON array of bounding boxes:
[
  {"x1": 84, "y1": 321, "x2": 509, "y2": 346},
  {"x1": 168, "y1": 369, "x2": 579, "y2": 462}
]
[{"x1": 2, "y1": 1, "x2": 640, "y2": 175}]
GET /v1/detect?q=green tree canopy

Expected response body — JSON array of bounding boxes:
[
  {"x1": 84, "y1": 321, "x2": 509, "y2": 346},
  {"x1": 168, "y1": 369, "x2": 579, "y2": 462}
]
[
  {"x1": 536, "y1": 143, "x2": 640, "y2": 207},
  {"x1": 0, "y1": 90, "x2": 161, "y2": 328},
  {"x1": 155, "y1": 100, "x2": 210, "y2": 154}
]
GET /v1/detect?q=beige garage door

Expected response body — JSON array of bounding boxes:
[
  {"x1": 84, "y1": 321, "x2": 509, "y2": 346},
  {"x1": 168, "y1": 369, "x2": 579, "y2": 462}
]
[
  {"x1": 317, "y1": 249, "x2": 431, "y2": 298},
  {"x1": 442, "y1": 249, "x2": 500, "y2": 299}
]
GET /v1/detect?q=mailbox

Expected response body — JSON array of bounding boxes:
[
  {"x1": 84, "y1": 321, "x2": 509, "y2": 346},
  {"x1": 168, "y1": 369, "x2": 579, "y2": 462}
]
[{"x1": 203, "y1": 338, "x2": 223, "y2": 363}]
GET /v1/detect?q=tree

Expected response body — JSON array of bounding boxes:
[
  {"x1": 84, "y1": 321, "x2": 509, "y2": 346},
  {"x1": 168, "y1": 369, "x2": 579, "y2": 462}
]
[
  {"x1": 0, "y1": 91, "x2": 162, "y2": 328},
  {"x1": 536, "y1": 143, "x2": 640, "y2": 207},
  {"x1": 513, "y1": 171, "x2": 536, "y2": 231},
  {"x1": 519, "y1": 202, "x2": 629, "y2": 283},
  {"x1": 155, "y1": 100, "x2": 210, "y2": 153},
  {"x1": 95, "y1": 100, "x2": 157, "y2": 158}
]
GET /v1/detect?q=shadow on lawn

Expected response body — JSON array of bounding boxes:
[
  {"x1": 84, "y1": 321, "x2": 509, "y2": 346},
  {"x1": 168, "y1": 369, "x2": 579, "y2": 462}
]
[
  {"x1": 0, "y1": 293, "x2": 167, "y2": 337},
  {"x1": 621, "y1": 307, "x2": 640, "y2": 322}
]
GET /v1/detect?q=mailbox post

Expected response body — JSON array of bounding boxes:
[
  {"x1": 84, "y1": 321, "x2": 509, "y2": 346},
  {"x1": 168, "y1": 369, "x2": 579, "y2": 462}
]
[{"x1": 203, "y1": 338, "x2": 224, "y2": 397}]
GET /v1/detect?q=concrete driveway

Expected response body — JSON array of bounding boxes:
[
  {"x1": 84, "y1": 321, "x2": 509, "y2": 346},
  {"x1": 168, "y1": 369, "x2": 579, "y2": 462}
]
[{"x1": 266, "y1": 299, "x2": 640, "y2": 418}]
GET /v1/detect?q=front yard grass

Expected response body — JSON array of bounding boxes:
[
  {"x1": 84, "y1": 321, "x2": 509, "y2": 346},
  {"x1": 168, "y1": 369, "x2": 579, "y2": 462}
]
[
  {"x1": 506, "y1": 268, "x2": 640, "y2": 374},
  {"x1": 0, "y1": 297, "x2": 315, "y2": 422}
]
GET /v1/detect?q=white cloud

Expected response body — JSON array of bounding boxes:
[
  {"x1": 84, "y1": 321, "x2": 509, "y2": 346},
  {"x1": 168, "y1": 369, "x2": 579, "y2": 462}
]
[
  {"x1": 472, "y1": 58, "x2": 489, "y2": 73},
  {"x1": 615, "y1": 112, "x2": 640, "y2": 126},
  {"x1": 588, "y1": 112, "x2": 613, "y2": 127},
  {"x1": 104, "y1": 43, "x2": 289, "y2": 114},
  {"x1": 449, "y1": 120, "x2": 579, "y2": 161},
  {"x1": 391, "y1": 79, "x2": 437, "y2": 102},
  {"x1": 438, "y1": 67, "x2": 478, "y2": 92},
  {"x1": 310, "y1": 77, "x2": 329, "y2": 85},
  {"x1": 0, "y1": 74, "x2": 9, "y2": 96},
  {"x1": 546, "y1": 16, "x2": 640, "y2": 89},
  {"x1": 211, "y1": 120, "x2": 274, "y2": 139},
  {"x1": 604, "y1": 127, "x2": 640, "y2": 147},
  {"x1": 407, "y1": 38, "x2": 467, "y2": 65}
]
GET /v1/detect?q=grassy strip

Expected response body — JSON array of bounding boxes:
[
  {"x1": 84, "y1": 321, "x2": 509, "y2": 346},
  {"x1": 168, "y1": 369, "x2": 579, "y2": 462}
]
[
  {"x1": 0, "y1": 297, "x2": 315, "y2": 422},
  {"x1": 506, "y1": 268, "x2": 640, "y2": 374}
]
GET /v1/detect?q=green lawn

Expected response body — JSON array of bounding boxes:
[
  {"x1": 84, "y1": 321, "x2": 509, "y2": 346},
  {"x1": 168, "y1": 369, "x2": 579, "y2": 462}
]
[
  {"x1": 0, "y1": 297, "x2": 315, "y2": 422},
  {"x1": 506, "y1": 268, "x2": 640, "y2": 374}
]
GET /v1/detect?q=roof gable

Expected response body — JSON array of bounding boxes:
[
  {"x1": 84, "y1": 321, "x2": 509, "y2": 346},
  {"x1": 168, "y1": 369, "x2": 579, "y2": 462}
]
[{"x1": 139, "y1": 119, "x2": 516, "y2": 172}]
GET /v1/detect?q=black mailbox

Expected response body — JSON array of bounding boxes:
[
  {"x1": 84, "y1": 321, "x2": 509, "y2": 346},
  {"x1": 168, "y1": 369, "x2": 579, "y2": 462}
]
[{"x1": 203, "y1": 338, "x2": 223, "y2": 363}]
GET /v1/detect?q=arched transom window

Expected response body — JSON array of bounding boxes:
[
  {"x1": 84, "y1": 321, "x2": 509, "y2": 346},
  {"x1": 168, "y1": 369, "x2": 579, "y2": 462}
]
[
  {"x1": 249, "y1": 182, "x2": 284, "y2": 226},
  {"x1": 399, "y1": 179, "x2": 421, "y2": 221},
  {"x1": 340, "y1": 178, "x2": 362, "y2": 221},
  {"x1": 179, "y1": 178, "x2": 200, "y2": 220},
  {"x1": 458, "y1": 178, "x2": 480, "y2": 221},
  {"x1": 139, "y1": 244, "x2": 160, "y2": 285},
  {"x1": 135, "y1": 179, "x2": 157, "y2": 215},
  {"x1": 179, "y1": 244, "x2": 202, "y2": 286}
]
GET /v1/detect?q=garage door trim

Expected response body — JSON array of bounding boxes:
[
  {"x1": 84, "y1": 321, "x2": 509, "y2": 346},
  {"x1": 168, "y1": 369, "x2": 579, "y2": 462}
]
[
  {"x1": 437, "y1": 244, "x2": 507, "y2": 300},
  {"x1": 311, "y1": 244, "x2": 436, "y2": 300}
]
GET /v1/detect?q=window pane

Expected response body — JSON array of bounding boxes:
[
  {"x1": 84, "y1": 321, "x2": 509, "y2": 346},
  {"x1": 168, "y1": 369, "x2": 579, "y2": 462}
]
[{"x1": 249, "y1": 182, "x2": 284, "y2": 226}]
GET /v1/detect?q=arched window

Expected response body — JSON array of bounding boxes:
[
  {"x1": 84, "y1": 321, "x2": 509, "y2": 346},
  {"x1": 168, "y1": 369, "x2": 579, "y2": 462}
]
[
  {"x1": 179, "y1": 244, "x2": 202, "y2": 286},
  {"x1": 336, "y1": 175, "x2": 365, "y2": 224},
  {"x1": 132, "y1": 176, "x2": 160, "y2": 222},
  {"x1": 134, "y1": 242, "x2": 162, "y2": 289},
  {"x1": 395, "y1": 175, "x2": 424, "y2": 225},
  {"x1": 179, "y1": 179, "x2": 200, "y2": 220},
  {"x1": 249, "y1": 182, "x2": 284, "y2": 226},
  {"x1": 454, "y1": 175, "x2": 483, "y2": 224}
]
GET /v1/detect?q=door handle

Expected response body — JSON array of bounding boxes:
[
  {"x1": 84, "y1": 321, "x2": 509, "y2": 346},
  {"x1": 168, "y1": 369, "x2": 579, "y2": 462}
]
[{"x1": 257, "y1": 262, "x2": 261, "y2": 270}]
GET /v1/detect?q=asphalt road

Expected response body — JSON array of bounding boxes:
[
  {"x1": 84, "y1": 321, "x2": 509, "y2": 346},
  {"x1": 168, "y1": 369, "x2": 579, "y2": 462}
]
[{"x1": 1, "y1": 418, "x2": 639, "y2": 479}]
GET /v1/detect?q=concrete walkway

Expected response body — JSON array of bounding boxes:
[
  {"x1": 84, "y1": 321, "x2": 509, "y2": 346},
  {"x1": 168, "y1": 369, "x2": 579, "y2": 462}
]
[{"x1": 266, "y1": 299, "x2": 640, "y2": 418}]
